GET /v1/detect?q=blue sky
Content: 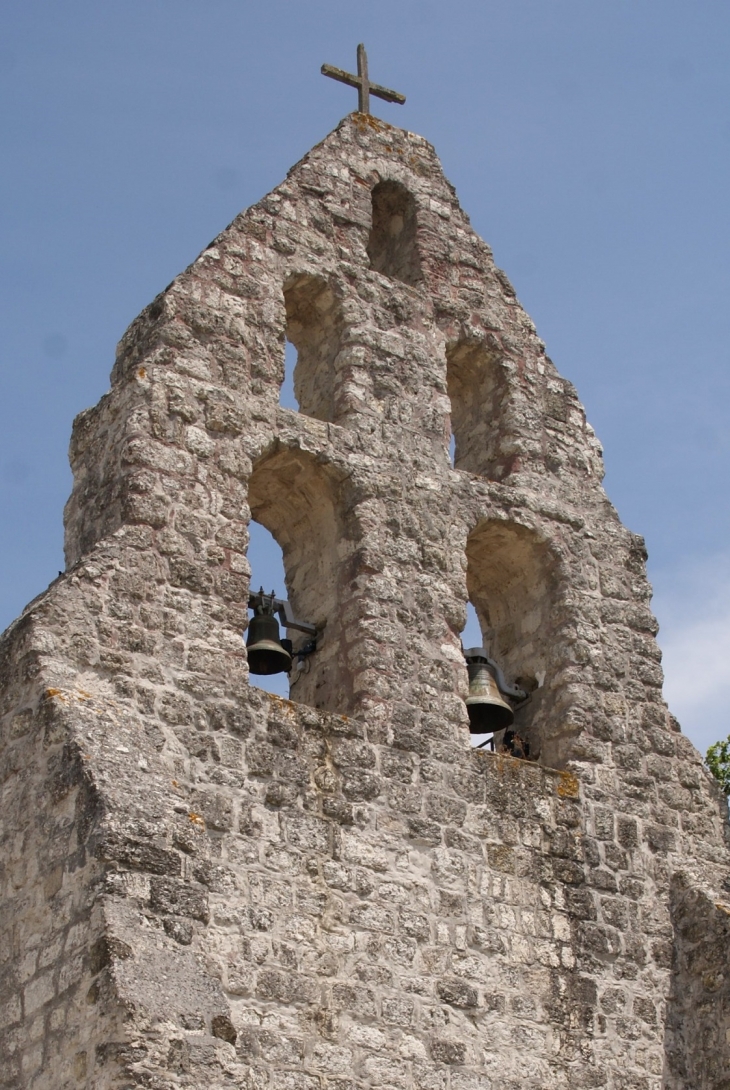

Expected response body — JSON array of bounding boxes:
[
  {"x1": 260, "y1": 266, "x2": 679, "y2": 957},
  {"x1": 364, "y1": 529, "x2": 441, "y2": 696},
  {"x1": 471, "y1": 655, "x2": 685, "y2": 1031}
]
[{"x1": 2, "y1": 1, "x2": 729, "y2": 751}]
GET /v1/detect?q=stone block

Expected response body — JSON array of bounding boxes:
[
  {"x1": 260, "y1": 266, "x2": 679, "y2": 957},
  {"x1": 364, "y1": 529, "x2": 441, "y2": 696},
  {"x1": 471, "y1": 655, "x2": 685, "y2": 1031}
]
[{"x1": 149, "y1": 877, "x2": 210, "y2": 922}]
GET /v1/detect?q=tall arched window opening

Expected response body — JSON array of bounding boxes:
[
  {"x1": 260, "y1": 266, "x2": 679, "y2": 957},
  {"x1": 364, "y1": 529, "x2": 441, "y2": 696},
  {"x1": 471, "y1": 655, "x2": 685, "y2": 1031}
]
[
  {"x1": 446, "y1": 341, "x2": 512, "y2": 478},
  {"x1": 247, "y1": 446, "x2": 352, "y2": 716},
  {"x1": 367, "y1": 180, "x2": 422, "y2": 286},
  {"x1": 283, "y1": 274, "x2": 342, "y2": 424},
  {"x1": 464, "y1": 520, "x2": 568, "y2": 765}
]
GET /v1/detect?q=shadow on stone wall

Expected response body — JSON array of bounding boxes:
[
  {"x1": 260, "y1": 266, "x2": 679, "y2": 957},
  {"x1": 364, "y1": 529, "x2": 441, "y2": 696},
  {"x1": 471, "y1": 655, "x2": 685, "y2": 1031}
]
[
  {"x1": 446, "y1": 340, "x2": 513, "y2": 479},
  {"x1": 367, "y1": 179, "x2": 422, "y2": 287},
  {"x1": 284, "y1": 274, "x2": 344, "y2": 425}
]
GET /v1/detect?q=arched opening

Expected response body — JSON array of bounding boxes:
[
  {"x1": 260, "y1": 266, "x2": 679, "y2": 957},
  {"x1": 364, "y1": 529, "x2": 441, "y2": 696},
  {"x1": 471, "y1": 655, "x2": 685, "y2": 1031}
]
[
  {"x1": 446, "y1": 341, "x2": 512, "y2": 478},
  {"x1": 283, "y1": 274, "x2": 342, "y2": 424},
  {"x1": 247, "y1": 445, "x2": 351, "y2": 715},
  {"x1": 367, "y1": 180, "x2": 422, "y2": 286},
  {"x1": 465, "y1": 520, "x2": 569, "y2": 765}
]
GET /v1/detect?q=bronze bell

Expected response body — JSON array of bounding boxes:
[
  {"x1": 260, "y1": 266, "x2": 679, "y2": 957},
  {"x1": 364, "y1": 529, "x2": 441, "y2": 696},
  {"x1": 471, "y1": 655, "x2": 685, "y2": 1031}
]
[
  {"x1": 246, "y1": 611, "x2": 293, "y2": 675},
  {"x1": 246, "y1": 588, "x2": 317, "y2": 676},
  {"x1": 464, "y1": 651, "x2": 515, "y2": 734}
]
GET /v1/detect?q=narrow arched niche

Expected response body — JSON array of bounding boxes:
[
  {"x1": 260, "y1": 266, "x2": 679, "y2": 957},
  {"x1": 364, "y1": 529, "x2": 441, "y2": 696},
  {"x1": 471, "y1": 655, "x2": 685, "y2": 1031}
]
[
  {"x1": 465, "y1": 519, "x2": 570, "y2": 766},
  {"x1": 367, "y1": 180, "x2": 422, "y2": 286},
  {"x1": 446, "y1": 341, "x2": 512, "y2": 478},
  {"x1": 247, "y1": 446, "x2": 351, "y2": 715},
  {"x1": 284, "y1": 274, "x2": 342, "y2": 424}
]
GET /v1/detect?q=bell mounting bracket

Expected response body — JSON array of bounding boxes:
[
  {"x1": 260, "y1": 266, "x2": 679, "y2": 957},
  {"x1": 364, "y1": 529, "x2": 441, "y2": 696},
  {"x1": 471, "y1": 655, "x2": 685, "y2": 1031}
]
[{"x1": 248, "y1": 588, "x2": 317, "y2": 637}]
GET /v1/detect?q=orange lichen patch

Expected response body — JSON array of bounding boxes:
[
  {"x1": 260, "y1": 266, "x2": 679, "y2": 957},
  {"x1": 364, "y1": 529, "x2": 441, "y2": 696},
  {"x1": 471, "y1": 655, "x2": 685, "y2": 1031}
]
[
  {"x1": 491, "y1": 753, "x2": 523, "y2": 776},
  {"x1": 46, "y1": 686, "x2": 96, "y2": 705},
  {"x1": 557, "y1": 771, "x2": 580, "y2": 798},
  {"x1": 408, "y1": 154, "x2": 430, "y2": 177},
  {"x1": 352, "y1": 112, "x2": 387, "y2": 134},
  {"x1": 137, "y1": 367, "x2": 147, "y2": 379},
  {"x1": 188, "y1": 812, "x2": 205, "y2": 827},
  {"x1": 267, "y1": 693, "x2": 296, "y2": 713}
]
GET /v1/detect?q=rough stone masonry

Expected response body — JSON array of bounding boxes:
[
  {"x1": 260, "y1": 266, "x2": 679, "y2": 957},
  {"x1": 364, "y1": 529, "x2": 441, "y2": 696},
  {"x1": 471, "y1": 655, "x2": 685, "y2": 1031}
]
[{"x1": 1, "y1": 112, "x2": 729, "y2": 1090}]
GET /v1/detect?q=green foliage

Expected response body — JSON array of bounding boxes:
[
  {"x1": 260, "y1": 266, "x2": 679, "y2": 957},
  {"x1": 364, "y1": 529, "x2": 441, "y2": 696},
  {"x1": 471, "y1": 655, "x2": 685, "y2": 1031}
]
[{"x1": 706, "y1": 735, "x2": 730, "y2": 795}]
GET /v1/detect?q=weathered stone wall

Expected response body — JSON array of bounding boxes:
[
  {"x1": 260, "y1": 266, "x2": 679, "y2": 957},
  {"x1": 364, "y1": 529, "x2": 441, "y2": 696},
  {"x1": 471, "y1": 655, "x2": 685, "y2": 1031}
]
[
  {"x1": 0, "y1": 613, "x2": 122, "y2": 1087},
  {"x1": 1, "y1": 113, "x2": 729, "y2": 1089},
  {"x1": 664, "y1": 876, "x2": 730, "y2": 1088}
]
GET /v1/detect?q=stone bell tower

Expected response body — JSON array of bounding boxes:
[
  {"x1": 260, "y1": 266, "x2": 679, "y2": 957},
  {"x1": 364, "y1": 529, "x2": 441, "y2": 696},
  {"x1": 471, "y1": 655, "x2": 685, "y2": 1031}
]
[{"x1": 1, "y1": 101, "x2": 729, "y2": 1089}]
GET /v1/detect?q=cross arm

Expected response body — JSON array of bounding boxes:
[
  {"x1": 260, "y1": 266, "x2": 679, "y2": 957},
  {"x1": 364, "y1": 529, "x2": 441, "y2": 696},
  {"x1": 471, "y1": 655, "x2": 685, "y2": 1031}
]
[
  {"x1": 321, "y1": 64, "x2": 361, "y2": 90},
  {"x1": 320, "y1": 64, "x2": 406, "y2": 105},
  {"x1": 368, "y1": 82, "x2": 406, "y2": 105}
]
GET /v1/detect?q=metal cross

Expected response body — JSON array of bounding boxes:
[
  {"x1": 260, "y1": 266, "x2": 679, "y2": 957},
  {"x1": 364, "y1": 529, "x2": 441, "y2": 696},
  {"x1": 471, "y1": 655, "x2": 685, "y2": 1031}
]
[{"x1": 321, "y1": 43, "x2": 405, "y2": 115}]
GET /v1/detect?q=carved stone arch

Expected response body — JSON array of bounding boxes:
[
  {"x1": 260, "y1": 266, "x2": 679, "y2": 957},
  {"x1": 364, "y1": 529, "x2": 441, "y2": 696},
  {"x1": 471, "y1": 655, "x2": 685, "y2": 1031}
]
[
  {"x1": 446, "y1": 338, "x2": 515, "y2": 478},
  {"x1": 247, "y1": 443, "x2": 351, "y2": 715},
  {"x1": 367, "y1": 179, "x2": 422, "y2": 286},
  {"x1": 283, "y1": 273, "x2": 344, "y2": 424},
  {"x1": 465, "y1": 518, "x2": 576, "y2": 766}
]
